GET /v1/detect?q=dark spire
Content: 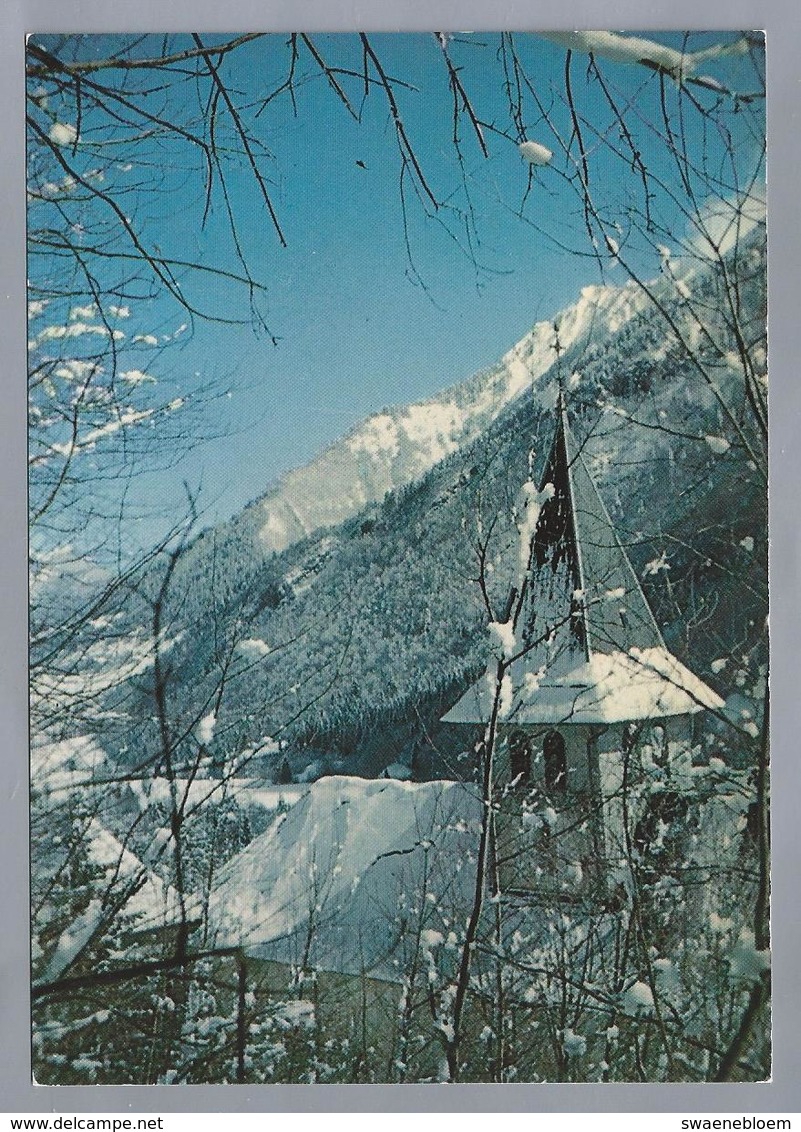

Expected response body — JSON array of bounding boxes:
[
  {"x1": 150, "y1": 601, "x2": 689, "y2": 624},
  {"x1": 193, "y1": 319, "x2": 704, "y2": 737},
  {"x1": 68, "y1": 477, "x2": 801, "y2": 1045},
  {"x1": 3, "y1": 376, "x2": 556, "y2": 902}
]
[{"x1": 523, "y1": 390, "x2": 664, "y2": 664}]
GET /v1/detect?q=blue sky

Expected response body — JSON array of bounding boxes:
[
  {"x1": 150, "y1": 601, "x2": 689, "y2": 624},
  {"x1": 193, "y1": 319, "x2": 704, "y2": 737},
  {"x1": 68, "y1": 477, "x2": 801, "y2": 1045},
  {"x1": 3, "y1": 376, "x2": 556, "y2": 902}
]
[{"x1": 27, "y1": 31, "x2": 764, "y2": 550}]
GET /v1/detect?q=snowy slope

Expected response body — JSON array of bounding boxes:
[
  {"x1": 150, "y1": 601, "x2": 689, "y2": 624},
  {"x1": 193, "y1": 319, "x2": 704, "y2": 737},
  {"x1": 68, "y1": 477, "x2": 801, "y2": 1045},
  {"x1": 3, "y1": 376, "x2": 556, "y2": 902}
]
[
  {"x1": 80, "y1": 228, "x2": 766, "y2": 782},
  {"x1": 248, "y1": 279, "x2": 650, "y2": 554},
  {"x1": 154, "y1": 227, "x2": 762, "y2": 624}
]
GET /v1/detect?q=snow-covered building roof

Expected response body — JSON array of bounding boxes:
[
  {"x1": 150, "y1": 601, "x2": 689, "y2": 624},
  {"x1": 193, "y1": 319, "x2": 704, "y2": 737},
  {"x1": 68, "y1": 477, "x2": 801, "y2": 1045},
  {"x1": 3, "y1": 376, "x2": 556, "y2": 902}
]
[
  {"x1": 38, "y1": 819, "x2": 194, "y2": 985},
  {"x1": 207, "y1": 776, "x2": 482, "y2": 980},
  {"x1": 443, "y1": 393, "x2": 723, "y2": 725},
  {"x1": 445, "y1": 646, "x2": 722, "y2": 727},
  {"x1": 31, "y1": 734, "x2": 107, "y2": 794},
  {"x1": 85, "y1": 819, "x2": 194, "y2": 934}
]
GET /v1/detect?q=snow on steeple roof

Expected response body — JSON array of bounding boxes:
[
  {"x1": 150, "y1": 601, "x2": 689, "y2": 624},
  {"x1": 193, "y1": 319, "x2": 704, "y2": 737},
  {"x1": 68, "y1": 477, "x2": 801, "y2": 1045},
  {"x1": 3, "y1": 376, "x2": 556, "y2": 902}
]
[{"x1": 443, "y1": 393, "x2": 723, "y2": 725}]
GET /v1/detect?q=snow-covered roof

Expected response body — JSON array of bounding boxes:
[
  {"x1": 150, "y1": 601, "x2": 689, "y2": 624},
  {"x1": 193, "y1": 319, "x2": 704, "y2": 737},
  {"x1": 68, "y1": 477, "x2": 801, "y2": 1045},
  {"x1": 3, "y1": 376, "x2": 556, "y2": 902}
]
[
  {"x1": 383, "y1": 761, "x2": 413, "y2": 780},
  {"x1": 443, "y1": 646, "x2": 723, "y2": 726},
  {"x1": 207, "y1": 776, "x2": 482, "y2": 980},
  {"x1": 443, "y1": 395, "x2": 722, "y2": 726},
  {"x1": 31, "y1": 734, "x2": 107, "y2": 794},
  {"x1": 38, "y1": 819, "x2": 193, "y2": 985},
  {"x1": 85, "y1": 819, "x2": 194, "y2": 933}
]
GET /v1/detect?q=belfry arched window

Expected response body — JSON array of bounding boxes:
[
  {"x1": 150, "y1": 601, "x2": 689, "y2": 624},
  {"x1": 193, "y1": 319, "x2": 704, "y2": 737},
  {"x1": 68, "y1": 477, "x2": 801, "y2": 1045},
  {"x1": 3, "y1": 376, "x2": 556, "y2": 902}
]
[
  {"x1": 543, "y1": 730, "x2": 567, "y2": 792},
  {"x1": 508, "y1": 730, "x2": 531, "y2": 786}
]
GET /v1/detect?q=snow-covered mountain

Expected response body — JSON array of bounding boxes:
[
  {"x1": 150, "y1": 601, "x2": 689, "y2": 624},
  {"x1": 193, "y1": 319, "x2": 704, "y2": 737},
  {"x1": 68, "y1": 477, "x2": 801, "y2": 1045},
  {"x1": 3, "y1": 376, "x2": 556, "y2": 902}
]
[
  {"x1": 247, "y1": 279, "x2": 652, "y2": 555},
  {"x1": 64, "y1": 229, "x2": 766, "y2": 784}
]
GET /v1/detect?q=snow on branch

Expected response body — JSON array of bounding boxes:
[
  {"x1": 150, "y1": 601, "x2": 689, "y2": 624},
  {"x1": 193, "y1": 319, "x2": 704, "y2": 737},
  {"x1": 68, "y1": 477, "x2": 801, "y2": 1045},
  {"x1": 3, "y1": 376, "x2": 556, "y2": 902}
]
[{"x1": 541, "y1": 31, "x2": 750, "y2": 83}]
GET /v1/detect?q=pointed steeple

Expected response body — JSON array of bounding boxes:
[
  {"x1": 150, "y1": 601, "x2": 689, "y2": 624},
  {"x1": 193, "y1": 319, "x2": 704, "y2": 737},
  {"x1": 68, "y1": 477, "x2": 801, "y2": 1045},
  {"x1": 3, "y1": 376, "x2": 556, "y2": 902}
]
[
  {"x1": 521, "y1": 390, "x2": 665, "y2": 665},
  {"x1": 442, "y1": 393, "x2": 722, "y2": 726}
]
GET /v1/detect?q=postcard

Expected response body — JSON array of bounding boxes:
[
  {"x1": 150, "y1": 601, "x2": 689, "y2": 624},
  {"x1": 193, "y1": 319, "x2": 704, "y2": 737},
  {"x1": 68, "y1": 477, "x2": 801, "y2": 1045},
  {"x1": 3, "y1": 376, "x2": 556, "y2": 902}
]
[{"x1": 27, "y1": 31, "x2": 768, "y2": 1085}]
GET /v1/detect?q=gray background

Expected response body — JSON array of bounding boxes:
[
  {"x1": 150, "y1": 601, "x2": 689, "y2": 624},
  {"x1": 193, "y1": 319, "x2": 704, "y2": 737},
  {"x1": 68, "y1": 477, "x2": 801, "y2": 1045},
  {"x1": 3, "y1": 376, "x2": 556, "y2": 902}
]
[{"x1": 2, "y1": 0, "x2": 798, "y2": 1113}]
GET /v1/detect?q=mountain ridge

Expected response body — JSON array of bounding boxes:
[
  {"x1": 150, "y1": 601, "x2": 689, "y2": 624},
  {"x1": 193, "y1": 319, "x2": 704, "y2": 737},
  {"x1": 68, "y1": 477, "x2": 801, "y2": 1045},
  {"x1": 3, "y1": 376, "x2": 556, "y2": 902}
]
[
  {"x1": 243, "y1": 276, "x2": 653, "y2": 556},
  {"x1": 62, "y1": 230, "x2": 767, "y2": 786}
]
